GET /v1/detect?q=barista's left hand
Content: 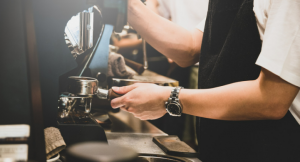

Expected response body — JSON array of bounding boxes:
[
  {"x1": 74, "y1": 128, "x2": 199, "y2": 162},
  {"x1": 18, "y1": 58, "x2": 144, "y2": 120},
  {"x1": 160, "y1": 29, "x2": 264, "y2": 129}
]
[{"x1": 111, "y1": 83, "x2": 173, "y2": 120}]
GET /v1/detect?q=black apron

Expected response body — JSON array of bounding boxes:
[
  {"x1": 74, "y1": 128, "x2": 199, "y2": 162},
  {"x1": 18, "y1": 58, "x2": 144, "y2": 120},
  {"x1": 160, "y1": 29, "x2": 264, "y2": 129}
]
[{"x1": 197, "y1": 0, "x2": 300, "y2": 162}]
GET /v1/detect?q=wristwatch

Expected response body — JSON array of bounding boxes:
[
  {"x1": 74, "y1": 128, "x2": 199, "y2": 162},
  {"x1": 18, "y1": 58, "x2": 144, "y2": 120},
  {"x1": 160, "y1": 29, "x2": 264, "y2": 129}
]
[{"x1": 165, "y1": 87, "x2": 183, "y2": 117}]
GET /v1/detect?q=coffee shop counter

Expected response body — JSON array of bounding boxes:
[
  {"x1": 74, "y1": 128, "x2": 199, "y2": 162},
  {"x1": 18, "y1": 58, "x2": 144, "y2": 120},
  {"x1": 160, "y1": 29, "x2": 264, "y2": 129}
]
[
  {"x1": 104, "y1": 69, "x2": 201, "y2": 161},
  {"x1": 105, "y1": 110, "x2": 201, "y2": 162}
]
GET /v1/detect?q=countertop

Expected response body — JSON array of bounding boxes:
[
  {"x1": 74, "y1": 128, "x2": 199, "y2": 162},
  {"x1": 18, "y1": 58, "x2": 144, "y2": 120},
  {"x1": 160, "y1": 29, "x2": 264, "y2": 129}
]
[
  {"x1": 101, "y1": 69, "x2": 201, "y2": 161},
  {"x1": 104, "y1": 110, "x2": 201, "y2": 162}
]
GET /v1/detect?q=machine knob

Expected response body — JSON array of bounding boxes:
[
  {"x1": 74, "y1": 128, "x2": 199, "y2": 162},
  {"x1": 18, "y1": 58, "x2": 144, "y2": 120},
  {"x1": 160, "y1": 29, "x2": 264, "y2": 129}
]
[{"x1": 96, "y1": 72, "x2": 107, "y2": 83}]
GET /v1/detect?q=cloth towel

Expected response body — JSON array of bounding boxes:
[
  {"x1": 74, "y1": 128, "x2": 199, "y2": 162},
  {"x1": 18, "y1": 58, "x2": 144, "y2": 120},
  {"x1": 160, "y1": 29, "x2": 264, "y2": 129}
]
[
  {"x1": 44, "y1": 127, "x2": 66, "y2": 160},
  {"x1": 107, "y1": 52, "x2": 134, "y2": 79}
]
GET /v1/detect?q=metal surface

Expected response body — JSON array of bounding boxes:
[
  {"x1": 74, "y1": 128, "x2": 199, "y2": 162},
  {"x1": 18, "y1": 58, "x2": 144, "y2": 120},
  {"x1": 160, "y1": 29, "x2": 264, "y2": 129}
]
[
  {"x1": 111, "y1": 69, "x2": 179, "y2": 87},
  {"x1": 67, "y1": 76, "x2": 98, "y2": 96},
  {"x1": 138, "y1": 154, "x2": 192, "y2": 162},
  {"x1": 105, "y1": 110, "x2": 201, "y2": 162},
  {"x1": 133, "y1": 70, "x2": 179, "y2": 87},
  {"x1": 66, "y1": 142, "x2": 138, "y2": 162},
  {"x1": 84, "y1": 98, "x2": 92, "y2": 113},
  {"x1": 64, "y1": 7, "x2": 95, "y2": 57},
  {"x1": 61, "y1": 76, "x2": 110, "y2": 118},
  {"x1": 57, "y1": 93, "x2": 95, "y2": 118},
  {"x1": 143, "y1": 38, "x2": 148, "y2": 69},
  {"x1": 67, "y1": 76, "x2": 111, "y2": 100},
  {"x1": 58, "y1": 96, "x2": 77, "y2": 118},
  {"x1": 108, "y1": 110, "x2": 166, "y2": 134},
  {"x1": 96, "y1": 88, "x2": 109, "y2": 99},
  {"x1": 106, "y1": 110, "x2": 166, "y2": 155},
  {"x1": 79, "y1": 11, "x2": 94, "y2": 52},
  {"x1": 106, "y1": 133, "x2": 200, "y2": 162},
  {"x1": 78, "y1": 23, "x2": 105, "y2": 77},
  {"x1": 106, "y1": 132, "x2": 167, "y2": 155}
]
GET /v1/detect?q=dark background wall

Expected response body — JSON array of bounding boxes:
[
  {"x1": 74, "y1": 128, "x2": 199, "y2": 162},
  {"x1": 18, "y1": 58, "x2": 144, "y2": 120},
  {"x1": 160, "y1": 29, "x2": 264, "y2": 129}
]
[{"x1": 0, "y1": 0, "x2": 31, "y2": 124}]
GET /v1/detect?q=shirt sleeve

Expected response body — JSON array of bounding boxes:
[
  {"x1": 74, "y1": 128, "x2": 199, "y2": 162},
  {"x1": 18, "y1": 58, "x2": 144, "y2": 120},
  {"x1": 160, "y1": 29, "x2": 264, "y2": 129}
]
[
  {"x1": 157, "y1": 0, "x2": 171, "y2": 19},
  {"x1": 255, "y1": 0, "x2": 300, "y2": 87},
  {"x1": 196, "y1": 18, "x2": 206, "y2": 32}
]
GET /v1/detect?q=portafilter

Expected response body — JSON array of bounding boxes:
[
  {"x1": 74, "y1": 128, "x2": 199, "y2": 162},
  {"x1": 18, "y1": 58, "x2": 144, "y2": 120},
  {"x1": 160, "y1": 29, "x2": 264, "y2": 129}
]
[
  {"x1": 57, "y1": 76, "x2": 122, "y2": 119},
  {"x1": 67, "y1": 76, "x2": 122, "y2": 100}
]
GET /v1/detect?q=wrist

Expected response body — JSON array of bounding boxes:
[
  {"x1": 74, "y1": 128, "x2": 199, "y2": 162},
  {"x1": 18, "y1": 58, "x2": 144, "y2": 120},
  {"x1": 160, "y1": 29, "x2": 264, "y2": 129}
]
[
  {"x1": 162, "y1": 86, "x2": 174, "y2": 100},
  {"x1": 164, "y1": 86, "x2": 184, "y2": 116}
]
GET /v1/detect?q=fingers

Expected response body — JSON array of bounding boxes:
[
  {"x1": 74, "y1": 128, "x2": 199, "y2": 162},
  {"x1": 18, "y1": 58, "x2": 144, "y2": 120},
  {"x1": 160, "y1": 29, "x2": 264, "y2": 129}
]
[
  {"x1": 111, "y1": 96, "x2": 126, "y2": 108},
  {"x1": 111, "y1": 84, "x2": 139, "y2": 95},
  {"x1": 110, "y1": 84, "x2": 140, "y2": 108}
]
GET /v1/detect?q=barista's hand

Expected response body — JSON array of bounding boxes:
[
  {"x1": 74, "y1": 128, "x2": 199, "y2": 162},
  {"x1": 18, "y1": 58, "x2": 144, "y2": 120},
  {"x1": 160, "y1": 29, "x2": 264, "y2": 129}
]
[{"x1": 111, "y1": 83, "x2": 173, "y2": 120}]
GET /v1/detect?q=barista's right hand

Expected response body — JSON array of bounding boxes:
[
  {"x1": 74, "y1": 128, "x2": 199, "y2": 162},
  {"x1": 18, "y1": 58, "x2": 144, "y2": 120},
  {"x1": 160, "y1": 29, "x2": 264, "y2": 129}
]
[{"x1": 110, "y1": 83, "x2": 173, "y2": 120}]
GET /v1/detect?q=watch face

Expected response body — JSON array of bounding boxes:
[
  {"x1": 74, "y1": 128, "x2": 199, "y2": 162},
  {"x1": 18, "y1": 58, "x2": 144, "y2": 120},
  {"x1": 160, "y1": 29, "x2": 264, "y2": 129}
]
[{"x1": 167, "y1": 103, "x2": 181, "y2": 116}]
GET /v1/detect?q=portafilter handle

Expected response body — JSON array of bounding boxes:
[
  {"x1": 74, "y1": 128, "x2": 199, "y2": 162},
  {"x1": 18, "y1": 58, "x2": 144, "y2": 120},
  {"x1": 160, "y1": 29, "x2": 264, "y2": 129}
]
[{"x1": 96, "y1": 88, "x2": 123, "y2": 100}]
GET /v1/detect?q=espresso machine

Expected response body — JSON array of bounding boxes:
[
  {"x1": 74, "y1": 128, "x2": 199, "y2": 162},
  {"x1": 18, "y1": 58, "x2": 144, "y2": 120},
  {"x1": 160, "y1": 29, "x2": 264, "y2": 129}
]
[
  {"x1": 58, "y1": 2, "x2": 130, "y2": 145},
  {"x1": 28, "y1": 0, "x2": 128, "y2": 145}
]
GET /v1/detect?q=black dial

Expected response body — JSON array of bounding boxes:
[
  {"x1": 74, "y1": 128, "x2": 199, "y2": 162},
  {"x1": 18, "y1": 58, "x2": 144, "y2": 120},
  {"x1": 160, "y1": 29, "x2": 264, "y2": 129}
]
[{"x1": 167, "y1": 103, "x2": 182, "y2": 116}]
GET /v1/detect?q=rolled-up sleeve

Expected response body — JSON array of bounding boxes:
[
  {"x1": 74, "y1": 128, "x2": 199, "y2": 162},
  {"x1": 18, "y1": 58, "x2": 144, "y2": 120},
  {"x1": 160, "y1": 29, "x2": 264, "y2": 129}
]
[
  {"x1": 256, "y1": 0, "x2": 300, "y2": 87},
  {"x1": 196, "y1": 18, "x2": 206, "y2": 32}
]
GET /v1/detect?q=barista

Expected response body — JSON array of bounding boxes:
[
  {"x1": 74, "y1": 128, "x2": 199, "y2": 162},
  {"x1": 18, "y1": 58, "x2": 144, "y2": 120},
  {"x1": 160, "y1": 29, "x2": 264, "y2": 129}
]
[{"x1": 112, "y1": 0, "x2": 300, "y2": 162}]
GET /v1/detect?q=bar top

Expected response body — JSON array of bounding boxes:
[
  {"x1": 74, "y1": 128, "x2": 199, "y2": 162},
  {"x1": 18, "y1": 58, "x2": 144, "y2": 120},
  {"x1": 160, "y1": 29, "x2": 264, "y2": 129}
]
[{"x1": 105, "y1": 110, "x2": 201, "y2": 162}]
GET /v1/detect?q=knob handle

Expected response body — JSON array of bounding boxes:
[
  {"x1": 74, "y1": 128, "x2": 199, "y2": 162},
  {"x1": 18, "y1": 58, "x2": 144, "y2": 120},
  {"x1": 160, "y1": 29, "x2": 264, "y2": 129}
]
[
  {"x1": 108, "y1": 89, "x2": 123, "y2": 101},
  {"x1": 124, "y1": 58, "x2": 145, "y2": 75}
]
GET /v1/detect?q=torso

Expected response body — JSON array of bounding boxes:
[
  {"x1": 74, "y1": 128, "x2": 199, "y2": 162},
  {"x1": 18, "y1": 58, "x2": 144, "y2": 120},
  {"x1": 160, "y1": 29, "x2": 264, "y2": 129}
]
[
  {"x1": 253, "y1": 0, "x2": 300, "y2": 125},
  {"x1": 197, "y1": 0, "x2": 300, "y2": 161}
]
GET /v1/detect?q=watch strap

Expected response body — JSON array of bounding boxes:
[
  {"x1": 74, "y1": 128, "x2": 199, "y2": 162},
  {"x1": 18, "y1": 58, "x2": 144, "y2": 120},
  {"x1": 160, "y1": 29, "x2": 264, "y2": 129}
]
[
  {"x1": 165, "y1": 87, "x2": 183, "y2": 116},
  {"x1": 169, "y1": 87, "x2": 183, "y2": 102}
]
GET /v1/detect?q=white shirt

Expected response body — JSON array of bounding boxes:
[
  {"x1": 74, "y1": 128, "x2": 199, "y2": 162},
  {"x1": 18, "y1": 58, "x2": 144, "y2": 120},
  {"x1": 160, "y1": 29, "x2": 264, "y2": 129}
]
[
  {"x1": 197, "y1": 0, "x2": 300, "y2": 124},
  {"x1": 157, "y1": 0, "x2": 208, "y2": 30}
]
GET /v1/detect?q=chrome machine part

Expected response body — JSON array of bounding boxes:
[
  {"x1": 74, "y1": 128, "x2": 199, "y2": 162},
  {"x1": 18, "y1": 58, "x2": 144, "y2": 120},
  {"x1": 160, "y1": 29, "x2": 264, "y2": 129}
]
[
  {"x1": 111, "y1": 78, "x2": 179, "y2": 87},
  {"x1": 96, "y1": 88, "x2": 109, "y2": 100},
  {"x1": 67, "y1": 76, "x2": 98, "y2": 96},
  {"x1": 142, "y1": 38, "x2": 148, "y2": 70},
  {"x1": 58, "y1": 97, "x2": 72, "y2": 118},
  {"x1": 67, "y1": 76, "x2": 111, "y2": 100},
  {"x1": 65, "y1": 8, "x2": 95, "y2": 58},
  {"x1": 66, "y1": 142, "x2": 138, "y2": 162},
  {"x1": 142, "y1": 0, "x2": 148, "y2": 70},
  {"x1": 64, "y1": 5, "x2": 110, "y2": 80},
  {"x1": 58, "y1": 95, "x2": 93, "y2": 119},
  {"x1": 79, "y1": 11, "x2": 94, "y2": 52},
  {"x1": 77, "y1": 0, "x2": 128, "y2": 78},
  {"x1": 58, "y1": 94, "x2": 79, "y2": 118},
  {"x1": 84, "y1": 98, "x2": 92, "y2": 113}
]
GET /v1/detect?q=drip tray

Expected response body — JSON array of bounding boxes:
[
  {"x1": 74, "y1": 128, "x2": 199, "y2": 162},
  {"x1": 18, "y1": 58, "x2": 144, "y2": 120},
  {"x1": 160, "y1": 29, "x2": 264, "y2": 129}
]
[{"x1": 137, "y1": 154, "x2": 191, "y2": 162}]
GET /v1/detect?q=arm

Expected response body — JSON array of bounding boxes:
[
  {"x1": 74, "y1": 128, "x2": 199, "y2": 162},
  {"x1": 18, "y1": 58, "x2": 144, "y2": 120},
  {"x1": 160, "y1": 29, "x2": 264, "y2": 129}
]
[
  {"x1": 111, "y1": 68, "x2": 299, "y2": 120},
  {"x1": 112, "y1": 37, "x2": 142, "y2": 55},
  {"x1": 145, "y1": 0, "x2": 159, "y2": 13},
  {"x1": 128, "y1": 0, "x2": 202, "y2": 67},
  {"x1": 112, "y1": 0, "x2": 158, "y2": 56}
]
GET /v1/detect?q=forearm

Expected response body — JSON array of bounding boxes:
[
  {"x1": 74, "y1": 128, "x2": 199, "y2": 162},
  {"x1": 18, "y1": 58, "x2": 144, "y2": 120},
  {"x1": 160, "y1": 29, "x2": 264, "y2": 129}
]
[
  {"x1": 145, "y1": 0, "x2": 159, "y2": 13},
  {"x1": 113, "y1": 38, "x2": 142, "y2": 54},
  {"x1": 128, "y1": 0, "x2": 202, "y2": 67},
  {"x1": 181, "y1": 80, "x2": 273, "y2": 120},
  {"x1": 180, "y1": 68, "x2": 299, "y2": 120}
]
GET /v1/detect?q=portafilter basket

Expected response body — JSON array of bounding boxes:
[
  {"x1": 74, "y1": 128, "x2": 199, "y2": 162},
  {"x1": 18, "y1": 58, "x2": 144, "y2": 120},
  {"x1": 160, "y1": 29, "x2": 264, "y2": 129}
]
[
  {"x1": 67, "y1": 76, "x2": 98, "y2": 96},
  {"x1": 67, "y1": 76, "x2": 122, "y2": 100}
]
